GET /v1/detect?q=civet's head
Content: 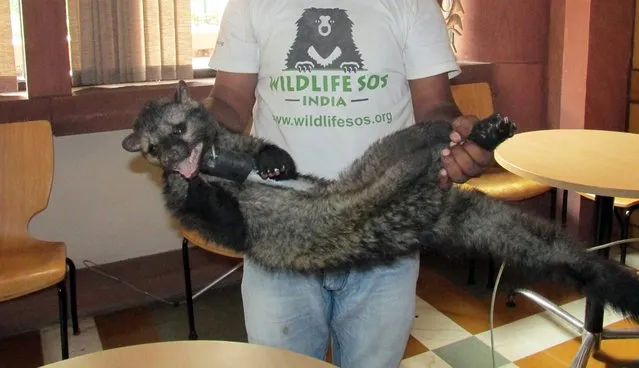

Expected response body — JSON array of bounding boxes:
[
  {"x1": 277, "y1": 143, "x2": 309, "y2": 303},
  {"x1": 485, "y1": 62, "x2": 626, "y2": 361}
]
[{"x1": 121, "y1": 80, "x2": 215, "y2": 178}]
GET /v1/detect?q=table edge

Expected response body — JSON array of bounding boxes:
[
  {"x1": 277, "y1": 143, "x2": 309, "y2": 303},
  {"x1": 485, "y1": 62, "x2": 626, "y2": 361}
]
[
  {"x1": 494, "y1": 154, "x2": 639, "y2": 199},
  {"x1": 40, "y1": 340, "x2": 337, "y2": 367}
]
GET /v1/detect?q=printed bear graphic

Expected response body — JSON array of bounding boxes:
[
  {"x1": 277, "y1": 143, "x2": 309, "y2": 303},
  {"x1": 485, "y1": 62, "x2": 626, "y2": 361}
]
[{"x1": 285, "y1": 8, "x2": 364, "y2": 73}]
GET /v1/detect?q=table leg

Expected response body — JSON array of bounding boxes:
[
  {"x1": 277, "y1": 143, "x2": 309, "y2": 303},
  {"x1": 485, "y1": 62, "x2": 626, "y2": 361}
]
[
  {"x1": 570, "y1": 195, "x2": 614, "y2": 367},
  {"x1": 585, "y1": 196, "x2": 614, "y2": 333}
]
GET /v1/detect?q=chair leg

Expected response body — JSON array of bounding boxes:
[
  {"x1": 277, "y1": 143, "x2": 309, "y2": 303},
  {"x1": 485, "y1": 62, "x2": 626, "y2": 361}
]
[
  {"x1": 550, "y1": 187, "x2": 557, "y2": 221},
  {"x1": 57, "y1": 280, "x2": 69, "y2": 360},
  {"x1": 561, "y1": 189, "x2": 568, "y2": 228},
  {"x1": 550, "y1": 188, "x2": 569, "y2": 228},
  {"x1": 486, "y1": 256, "x2": 496, "y2": 289},
  {"x1": 181, "y1": 237, "x2": 198, "y2": 340},
  {"x1": 615, "y1": 208, "x2": 632, "y2": 265},
  {"x1": 506, "y1": 289, "x2": 517, "y2": 308},
  {"x1": 467, "y1": 258, "x2": 476, "y2": 285},
  {"x1": 66, "y1": 258, "x2": 80, "y2": 335}
]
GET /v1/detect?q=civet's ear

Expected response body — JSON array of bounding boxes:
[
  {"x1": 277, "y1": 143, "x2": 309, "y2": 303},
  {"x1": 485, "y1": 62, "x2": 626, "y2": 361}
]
[
  {"x1": 121, "y1": 131, "x2": 142, "y2": 152},
  {"x1": 174, "y1": 80, "x2": 191, "y2": 104}
]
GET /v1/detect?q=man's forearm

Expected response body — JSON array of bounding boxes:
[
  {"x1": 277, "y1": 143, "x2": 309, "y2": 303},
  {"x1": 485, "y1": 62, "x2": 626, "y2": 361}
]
[
  {"x1": 417, "y1": 101, "x2": 463, "y2": 124},
  {"x1": 203, "y1": 96, "x2": 248, "y2": 134}
]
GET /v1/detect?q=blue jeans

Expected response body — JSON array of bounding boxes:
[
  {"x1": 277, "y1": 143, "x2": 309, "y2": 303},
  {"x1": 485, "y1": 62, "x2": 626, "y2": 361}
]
[{"x1": 241, "y1": 252, "x2": 420, "y2": 368}]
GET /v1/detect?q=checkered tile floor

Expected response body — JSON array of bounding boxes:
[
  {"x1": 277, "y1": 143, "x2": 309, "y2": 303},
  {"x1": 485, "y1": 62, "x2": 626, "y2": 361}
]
[{"x1": 2, "y1": 248, "x2": 639, "y2": 368}]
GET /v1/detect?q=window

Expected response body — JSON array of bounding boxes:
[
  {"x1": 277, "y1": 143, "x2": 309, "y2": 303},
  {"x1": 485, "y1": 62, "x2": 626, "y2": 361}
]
[
  {"x1": 1, "y1": 0, "x2": 232, "y2": 95},
  {"x1": 66, "y1": 0, "x2": 230, "y2": 87},
  {"x1": 1, "y1": 0, "x2": 24, "y2": 93},
  {"x1": 191, "y1": 0, "x2": 229, "y2": 71}
]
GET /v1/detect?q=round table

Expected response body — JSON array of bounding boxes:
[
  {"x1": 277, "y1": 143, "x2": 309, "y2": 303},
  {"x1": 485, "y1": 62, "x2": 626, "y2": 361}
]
[
  {"x1": 494, "y1": 128, "x2": 639, "y2": 198},
  {"x1": 494, "y1": 128, "x2": 639, "y2": 368},
  {"x1": 41, "y1": 341, "x2": 337, "y2": 368}
]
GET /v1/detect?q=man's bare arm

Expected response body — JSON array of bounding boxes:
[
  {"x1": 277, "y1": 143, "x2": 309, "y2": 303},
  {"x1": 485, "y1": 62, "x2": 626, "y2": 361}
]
[
  {"x1": 409, "y1": 73, "x2": 462, "y2": 123},
  {"x1": 408, "y1": 73, "x2": 494, "y2": 189},
  {"x1": 202, "y1": 71, "x2": 258, "y2": 134}
]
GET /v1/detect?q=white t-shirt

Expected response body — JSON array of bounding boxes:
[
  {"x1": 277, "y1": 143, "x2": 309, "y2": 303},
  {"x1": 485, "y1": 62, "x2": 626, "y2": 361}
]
[{"x1": 209, "y1": 0, "x2": 460, "y2": 179}]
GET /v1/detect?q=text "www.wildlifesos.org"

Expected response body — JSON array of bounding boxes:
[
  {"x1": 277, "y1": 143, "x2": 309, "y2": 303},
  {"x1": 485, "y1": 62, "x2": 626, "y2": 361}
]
[{"x1": 273, "y1": 112, "x2": 393, "y2": 128}]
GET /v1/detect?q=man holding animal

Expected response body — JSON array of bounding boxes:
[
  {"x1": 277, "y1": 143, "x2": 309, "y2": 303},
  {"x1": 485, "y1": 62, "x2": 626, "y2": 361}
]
[{"x1": 203, "y1": 0, "x2": 493, "y2": 366}]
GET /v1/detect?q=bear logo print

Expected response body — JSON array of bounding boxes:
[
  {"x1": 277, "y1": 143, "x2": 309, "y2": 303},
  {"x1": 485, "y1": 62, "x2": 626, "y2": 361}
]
[{"x1": 285, "y1": 8, "x2": 364, "y2": 73}]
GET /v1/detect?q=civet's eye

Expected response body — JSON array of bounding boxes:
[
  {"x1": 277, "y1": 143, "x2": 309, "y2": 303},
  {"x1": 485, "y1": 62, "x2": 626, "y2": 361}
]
[
  {"x1": 172, "y1": 122, "x2": 186, "y2": 135},
  {"x1": 147, "y1": 144, "x2": 157, "y2": 156}
]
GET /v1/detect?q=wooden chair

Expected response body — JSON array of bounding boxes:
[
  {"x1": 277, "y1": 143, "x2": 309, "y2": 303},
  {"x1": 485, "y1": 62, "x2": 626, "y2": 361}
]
[
  {"x1": 180, "y1": 228, "x2": 244, "y2": 340},
  {"x1": 578, "y1": 193, "x2": 639, "y2": 265},
  {"x1": 450, "y1": 83, "x2": 566, "y2": 287},
  {"x1": 0, "y1": 120, "x2": 80, "y2": 359}
]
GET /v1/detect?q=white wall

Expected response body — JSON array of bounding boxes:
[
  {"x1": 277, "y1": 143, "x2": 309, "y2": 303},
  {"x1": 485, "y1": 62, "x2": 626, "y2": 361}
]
[{"x1": 29, "y1": 129, "x2": 183, "y2": 268}]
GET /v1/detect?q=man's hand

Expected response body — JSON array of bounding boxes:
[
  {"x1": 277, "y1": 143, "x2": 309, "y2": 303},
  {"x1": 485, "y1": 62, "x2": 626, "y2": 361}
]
[{"x1": 438, "y1": 115, "x2": 495, "y2": 190}]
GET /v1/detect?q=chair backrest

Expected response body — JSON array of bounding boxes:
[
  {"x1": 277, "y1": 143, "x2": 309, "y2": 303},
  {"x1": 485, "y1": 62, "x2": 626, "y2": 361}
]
[
  {"x1": 0, "y1": 120, "x2": 54, "y2": 243},
  {"x1": 450, "y1": 82, "x2": 495, "y2": 119}
]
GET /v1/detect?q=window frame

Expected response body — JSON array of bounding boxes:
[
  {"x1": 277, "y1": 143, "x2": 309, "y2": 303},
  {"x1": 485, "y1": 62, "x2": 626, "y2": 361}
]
[{"x1": 0, "y1": 0, "x2": 217, "y2": 136}]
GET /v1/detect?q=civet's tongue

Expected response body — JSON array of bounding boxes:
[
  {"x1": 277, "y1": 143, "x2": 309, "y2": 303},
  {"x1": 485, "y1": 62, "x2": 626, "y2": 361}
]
[{"x1": 175, "y1": 144, "x2": 203, "y2": 178}]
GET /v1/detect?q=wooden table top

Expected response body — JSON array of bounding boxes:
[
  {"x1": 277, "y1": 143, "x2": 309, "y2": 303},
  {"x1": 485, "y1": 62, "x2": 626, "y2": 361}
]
[
  {"x1": 41, "y1": 341, "x2": 338, "y2": 368},
  {"x1": 494, "y1": 129, "x2": 639, "y2": 198}
]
